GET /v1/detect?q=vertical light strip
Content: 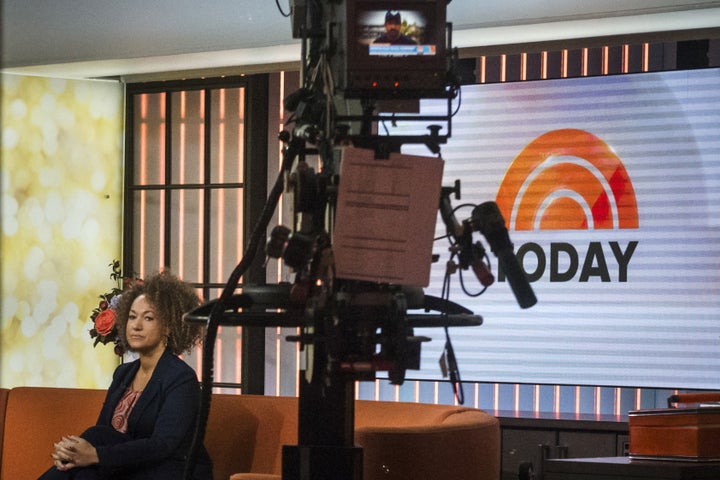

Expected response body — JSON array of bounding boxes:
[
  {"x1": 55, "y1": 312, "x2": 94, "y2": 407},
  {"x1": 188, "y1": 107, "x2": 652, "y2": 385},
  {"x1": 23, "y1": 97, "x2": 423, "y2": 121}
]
[
  {"x1": 276, "y1": 328, "x2": 283, "y2": 396},
  {"x1": 216, "y1": 328, "x2": 223, "y2": 389},
  {"x1": 217, "y1": 89, "x2": 226, "y2": 283},
  {"x1": 595, "y1": 387, "x2": 602, "y2": 415},
  {"x1": 197, "y1": 190, "x2": 205, "y2": 279},
  {"x1": 159, "y1": 195, "x2": 166, "y2": 272},
  {"x1": 197, "y1": 91, "x2": 206, "y2": 280},
  {"x1": 295, "y1": 344, "x2": 301, "y2": 398},
  {"x1": 237, "y1": 89, "x2": 245, "y2": 263},
  {"x1": 433, "y1": 381, "x2": 439, "y2": 404},
  {"x1": 554, "y1": 385, "x2": 561, "y2": 413},
  {"x1": 500, "y1": 54, "x2": 507, "y2": 82},
  {"x1": 277, "y1": 75, "x2": 286, "y2": 272},
  {"x1": 533, "y1": 384, "x2": 540, "y2": 413},
  {"x1": 561, "y1": 49, "x2": 568, "y2": 78},
  {"x1": 178, "y1": 92, "x2": 187, "y2": 277},
  {"x1": 614, "y1": 388, "x2": 622, "y2": 416},
  {"x1": 236, "y1": 333, "x2": 242, "y2": 387},
  {"x1": 541, "y1": 51, "x2": 548, "y2": 79},
  {"x1": 575, "y1": 386, "x2": 581, "y2": 414},
  {"x1": 479, "y1": 56, "x2": 487, "y2": 83},
  {"x1": 581, "y1": 48, "x2": 589, "y2": 77},
  {"x1": 197, "y1": 189, "x2": 202, "y2": 288},
  {"x1": 622, "y1": 44, "x2": 630, "y2": 73},
  {"x1": 642, "y1": 43, "x2": 650, "y2": 72},
  {"x1": 473, "y1": 383, "x2": 479, "y2": 409},
  {"x1": 520, "y1": 53, "x2": 527, "y2": 81},
  {"x1": 139, "y1": 197, "x2": 147, "y2": 275},
  {"x1": 236, "y1": 88, "x2": 245, "y2": 392},
  {"x1": 158, "y1": 93, "x2": 167, "y2": 274},
  {"x1": 139, "y1": 95, "x2": 148, "y2": 274},
  {"x1": 197, "y1": 96, "x2": 205, "y2": 281},
  {"x1": 493, "y1": 383, "x2": 499, "y2": 411},
  {"x1": 602, "y1": 46, "x2": 610, "y2": 75},
  {"x1": 635, "y1": 388, "x2": 642, "y2": 410}
]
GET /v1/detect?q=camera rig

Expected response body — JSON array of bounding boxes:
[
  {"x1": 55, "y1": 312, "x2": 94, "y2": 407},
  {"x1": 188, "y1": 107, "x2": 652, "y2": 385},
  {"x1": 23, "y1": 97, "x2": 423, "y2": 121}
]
[{"x1": 184, "y1": 1, "x2": 536, "y2": 479}]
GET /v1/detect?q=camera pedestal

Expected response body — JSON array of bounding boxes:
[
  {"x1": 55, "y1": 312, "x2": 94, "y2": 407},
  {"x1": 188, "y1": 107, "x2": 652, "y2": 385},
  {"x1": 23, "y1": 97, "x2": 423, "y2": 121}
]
[
  {"x1": 282, "y1": 445, "x2": 363, "y2": 480},
  {"x1": 282, "y1": 371, "x2": 363, "y2": 480}
]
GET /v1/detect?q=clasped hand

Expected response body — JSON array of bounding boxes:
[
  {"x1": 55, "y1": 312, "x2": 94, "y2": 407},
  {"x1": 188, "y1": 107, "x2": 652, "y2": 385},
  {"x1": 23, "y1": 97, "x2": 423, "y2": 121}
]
[{"x1": 51, "y1": 436, "x2": 99, "y2": 471}]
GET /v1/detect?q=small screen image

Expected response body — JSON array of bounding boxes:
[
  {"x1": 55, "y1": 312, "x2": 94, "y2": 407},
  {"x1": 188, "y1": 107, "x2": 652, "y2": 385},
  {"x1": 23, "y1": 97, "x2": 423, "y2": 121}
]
[{"x1": 356, "y1": 10, "x2": 434, "y2": 56}]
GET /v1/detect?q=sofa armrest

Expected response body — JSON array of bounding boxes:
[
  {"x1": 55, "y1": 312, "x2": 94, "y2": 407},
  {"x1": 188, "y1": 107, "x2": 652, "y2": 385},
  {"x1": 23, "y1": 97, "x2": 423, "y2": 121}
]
[
  {"x1": 355, "y1": 410, "x2": 500, "y2": 480},
  {"x1": 0, "y1": 388, "x2": 9, "y2": 466}
]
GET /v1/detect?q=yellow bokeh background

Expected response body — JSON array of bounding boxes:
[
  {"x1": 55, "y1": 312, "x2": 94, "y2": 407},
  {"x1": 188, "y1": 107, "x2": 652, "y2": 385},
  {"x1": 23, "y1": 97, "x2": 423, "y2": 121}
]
[{"x1": 1, "y1": 74, "x2": 124, "y2": 388}]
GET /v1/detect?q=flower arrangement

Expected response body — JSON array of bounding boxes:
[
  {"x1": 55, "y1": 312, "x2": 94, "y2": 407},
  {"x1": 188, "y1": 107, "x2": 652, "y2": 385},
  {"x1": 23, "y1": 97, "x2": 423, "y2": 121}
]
[{"x1": 89, "y1": 260, "x2": 142, "y2": 356}]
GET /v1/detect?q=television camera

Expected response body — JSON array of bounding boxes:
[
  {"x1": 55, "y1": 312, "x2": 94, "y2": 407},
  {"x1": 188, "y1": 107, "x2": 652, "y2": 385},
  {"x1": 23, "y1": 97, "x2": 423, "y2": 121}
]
[{"x1": 184, "y1": 1, "x2": 536, "y2": 478}]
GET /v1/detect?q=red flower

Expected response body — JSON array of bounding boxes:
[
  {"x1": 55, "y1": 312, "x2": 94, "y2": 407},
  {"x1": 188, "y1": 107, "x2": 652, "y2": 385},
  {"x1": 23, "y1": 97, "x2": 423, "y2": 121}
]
[{"x1": 95, "y1": 309, "x2": 117, "y2": 336}]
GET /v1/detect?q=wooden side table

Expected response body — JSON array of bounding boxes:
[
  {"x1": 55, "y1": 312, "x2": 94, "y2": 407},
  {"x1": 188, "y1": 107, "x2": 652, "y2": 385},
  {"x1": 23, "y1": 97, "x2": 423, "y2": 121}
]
[{"x1": 544, "y1": 456, "x2": 720, "y2": 480}]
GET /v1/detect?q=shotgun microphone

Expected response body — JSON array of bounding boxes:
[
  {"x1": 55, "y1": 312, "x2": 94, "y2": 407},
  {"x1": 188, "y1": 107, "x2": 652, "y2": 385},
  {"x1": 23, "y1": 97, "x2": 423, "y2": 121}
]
[{"x1": 471, "y1": 201, "x2": 537, "y2": 309}]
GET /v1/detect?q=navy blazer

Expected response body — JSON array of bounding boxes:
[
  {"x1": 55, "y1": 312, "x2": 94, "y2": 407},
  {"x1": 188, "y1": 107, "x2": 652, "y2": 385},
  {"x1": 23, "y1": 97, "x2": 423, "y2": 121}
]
[{"x1": 93, "y1": 350, "x2": 212, "y2": 479}]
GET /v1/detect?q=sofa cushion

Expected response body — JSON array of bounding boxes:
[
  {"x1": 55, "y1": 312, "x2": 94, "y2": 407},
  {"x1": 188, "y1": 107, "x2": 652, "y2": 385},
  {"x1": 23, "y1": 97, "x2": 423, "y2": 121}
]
[
  {"x1": 0, "y1": 387, "x2": 106, "y2": 480},
  {"x1": 207, "y1": 394, "x2": 297, "y2": 479}
]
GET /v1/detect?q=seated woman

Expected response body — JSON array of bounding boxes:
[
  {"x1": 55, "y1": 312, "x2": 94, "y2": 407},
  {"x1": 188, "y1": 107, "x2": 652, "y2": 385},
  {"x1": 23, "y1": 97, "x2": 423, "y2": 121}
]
[{"x1": 39, "y1": 271, "x2": 213, "y2": 480}]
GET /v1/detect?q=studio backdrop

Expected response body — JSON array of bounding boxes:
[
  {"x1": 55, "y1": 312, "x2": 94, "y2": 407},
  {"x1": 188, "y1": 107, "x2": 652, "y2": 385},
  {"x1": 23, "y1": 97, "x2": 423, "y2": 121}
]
[{"x1": 397, "y1": 67, "x2": 720, "y2": 390}]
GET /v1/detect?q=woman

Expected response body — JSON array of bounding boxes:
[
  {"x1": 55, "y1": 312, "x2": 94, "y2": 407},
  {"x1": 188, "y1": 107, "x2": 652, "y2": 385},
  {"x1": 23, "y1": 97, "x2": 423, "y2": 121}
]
[{"x1": 39, "y1": 271, "x2": 213, "y2": 480}]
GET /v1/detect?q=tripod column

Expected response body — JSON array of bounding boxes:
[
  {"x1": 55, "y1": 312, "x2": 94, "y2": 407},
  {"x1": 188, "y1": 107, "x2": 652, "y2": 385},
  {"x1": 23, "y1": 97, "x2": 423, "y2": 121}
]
[{"x1": 282, "y1": 371, "x2": 362, "y2": 480}]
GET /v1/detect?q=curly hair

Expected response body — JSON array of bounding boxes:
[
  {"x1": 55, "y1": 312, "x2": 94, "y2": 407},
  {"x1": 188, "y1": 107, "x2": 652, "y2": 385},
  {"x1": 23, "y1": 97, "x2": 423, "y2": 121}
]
[{"x1": 115, "y1": 270, "x2": 203, "y2": 355}]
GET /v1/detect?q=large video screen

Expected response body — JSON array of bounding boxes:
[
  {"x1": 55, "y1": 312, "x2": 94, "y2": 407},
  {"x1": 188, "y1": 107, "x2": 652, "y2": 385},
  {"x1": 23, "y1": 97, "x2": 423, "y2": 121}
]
[{"x1": 402, "y1": 68, "x2": 720, "y2": 390}]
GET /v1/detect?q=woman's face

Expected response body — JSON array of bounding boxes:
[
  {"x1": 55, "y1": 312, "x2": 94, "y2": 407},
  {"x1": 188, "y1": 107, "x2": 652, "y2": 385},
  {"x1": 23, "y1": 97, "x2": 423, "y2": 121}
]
[{"x1": 126, "y1": 294, "x2": 167, "y2": 355}]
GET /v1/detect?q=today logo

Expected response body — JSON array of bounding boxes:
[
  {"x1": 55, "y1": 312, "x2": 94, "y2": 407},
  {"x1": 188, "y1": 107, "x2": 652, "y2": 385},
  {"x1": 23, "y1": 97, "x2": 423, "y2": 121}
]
[{"x1": 495, "y1": 128, "x2": 639, "y2": 283}]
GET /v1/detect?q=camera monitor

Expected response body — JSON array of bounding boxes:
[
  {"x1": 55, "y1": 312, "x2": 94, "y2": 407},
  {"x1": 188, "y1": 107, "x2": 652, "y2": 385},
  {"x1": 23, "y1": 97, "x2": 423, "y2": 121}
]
[{"x1": 340, "y1": 0, "x2": 449, "y2": 99}]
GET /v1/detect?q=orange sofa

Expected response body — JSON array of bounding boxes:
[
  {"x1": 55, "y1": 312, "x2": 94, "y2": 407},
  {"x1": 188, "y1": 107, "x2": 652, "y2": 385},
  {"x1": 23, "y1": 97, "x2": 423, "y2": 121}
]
[{"x1": 0, "y1": 387, "x2": 499, "y2": 480}]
